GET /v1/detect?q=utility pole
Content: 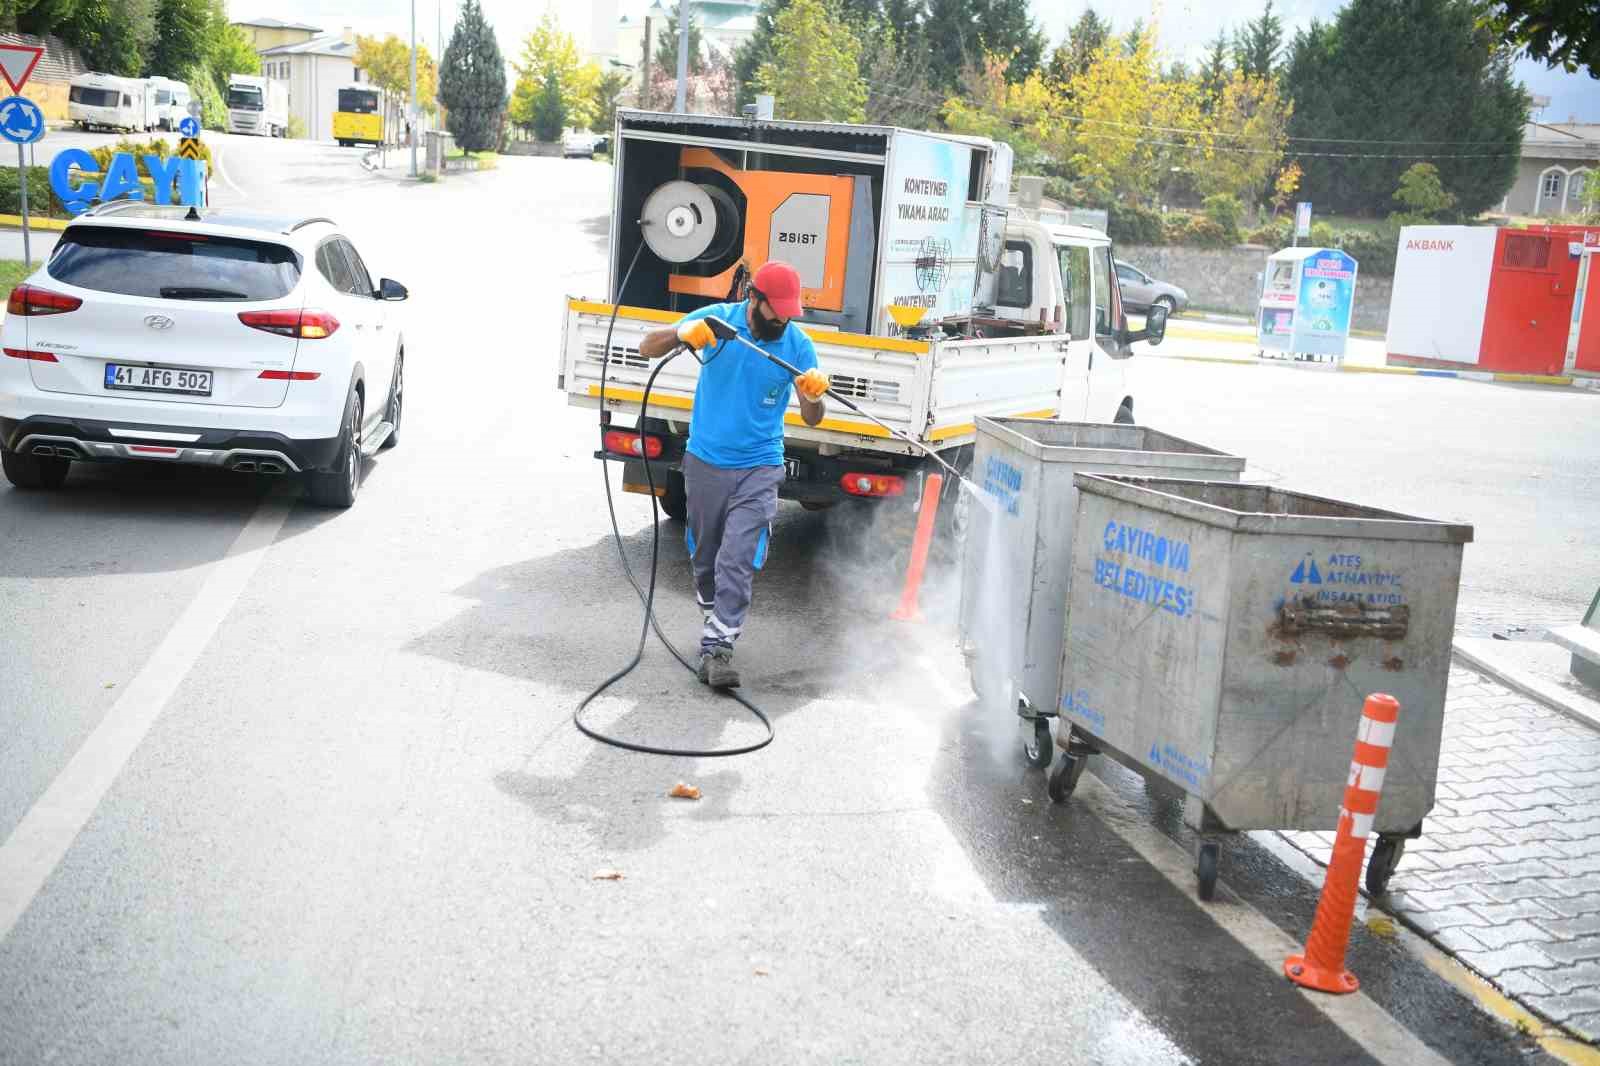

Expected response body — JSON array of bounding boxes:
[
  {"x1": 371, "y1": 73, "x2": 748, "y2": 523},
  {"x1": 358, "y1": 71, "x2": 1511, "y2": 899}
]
[
  {"x1": 410, "y1": 0, "x2": 418, "y2": 177},
  {"x1": 674, "y1": 0, "x2": 689, "y2": 114},
  {"x1": 640, "y1": 13, "x2": 653, "y2": 111}
]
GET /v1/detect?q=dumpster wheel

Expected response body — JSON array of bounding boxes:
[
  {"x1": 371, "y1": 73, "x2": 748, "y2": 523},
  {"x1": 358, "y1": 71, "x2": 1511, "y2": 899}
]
[
  {"x1": 1196, "y1": 842, "x2": 1220, "y2": 901},
  {"x1": 1023, "y1": 718, "x2": 1053, "y2": 770},
  {"x1": 1365, "y1": 835, "x2": 1406, "y2": 896},
  {"x1": 1047, "y1": 749, "x2": 1088, "y2": 803}
]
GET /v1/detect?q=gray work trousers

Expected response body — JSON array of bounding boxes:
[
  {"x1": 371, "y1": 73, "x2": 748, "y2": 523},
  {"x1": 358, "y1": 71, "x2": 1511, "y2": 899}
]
[{"x1": 682, "y1": 452, "x2": 783, "y2": 654}]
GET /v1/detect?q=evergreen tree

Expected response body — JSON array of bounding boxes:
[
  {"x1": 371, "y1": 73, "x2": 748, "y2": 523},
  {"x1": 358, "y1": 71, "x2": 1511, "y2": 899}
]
[
  {"x1": 440, "y1": 0, "x2": 507, "y2": 152},
  {"x1": 1232, "y1": 0, "x2": 1284, "y2": 79},
  {"x1": 1122, "y1": 18, "x2": 1145, "y2": 57},
  {"x1": 531, "y1": 71, "x2": 567, "y2": 142},
  {"x1": 1284, "y1": 0, "x2": 1527, "y2": 216},
  {"x1": 734, "y1": 0, "x2": 791, "y2": 108},
  {"x1": 147, "y1": 0, "x2": 209, "y2": 77},
  {"x1": 1047, "y1": 8, "x2": 1110, "y2": 84},
  {"x1": 1199, "y1": 29, "x2": 1232, "y2": 104},
  {"x1": 922, "y1": 0, "x2": 1043, "y2": 89},
  {"x1": 656, "y1": 9, "x2": 706, "y2": 77}
]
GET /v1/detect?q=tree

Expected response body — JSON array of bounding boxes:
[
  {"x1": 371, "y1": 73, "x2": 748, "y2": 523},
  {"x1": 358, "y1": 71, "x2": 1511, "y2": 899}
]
[
  {"x1": 656, "y1": 8, "x2": 706, "y2": 77},
  {"x1": 1122, "y1": 19, "x2": 1145, "y2": 57},
  {"x1": 1392, "y1": 161, "x2": 1458, "y2": 220},
  {"x1": 756, "y1": 0, "x2": 867, "y2": 122},
  {"x1": 735, "y1": 0, "x2": 791, "y2": 108},
  {"x1": 147, "y1": 0, "x2": 208, "y2": 76},
  {"x1": 509, "y1": 14, "x2": 600, "y2": 130},
  {"x1": 355, "y1": 36, "x2": 438, "y2": 116},
  {"x1": 979, "y1": 0, "x2": 1046, "y2": 79},
  {"x1": 207, "y1": 1, "x2": 261, "y2": 82},
  {"x1": 1199, "y1": 30, "x2": 1232, "y2": 106},
  {"x1": 530, "y1": 71, "x2": 567, "y2": 142},
  {"x1": 1271, "y1": 160, "x2": 1303, "y2": 215},
  {"x1": 1284, "y1": 0, "x2": 1526, "y2": 217},
  {"x1": 1232, "y1": 0, "x2": 1283, "y2": 79},
  {"x1": 1479, "y1": 0, "x2": 1599, "y2": 77},
  {"x1": 439, "y1": 0, "x2": 507, "y2": 152},
  {"x1": 862, "y1": 23, "x2": 942, "y2": 125},
  {"x1": 1047, "y1": 7, "x2": 1110, "y2": 85},
  {"x1": 590, "y1": 68, "x2": 630, "y2": 135},
  {"x1": 1195, "y1": 70, "x2": 1293, "y2": 218},
  {"x1": 920, "y1": 0, "x2": 1043, "y2": 90},
  {"x1": 55, "y1": 0, "x2": 155, "y2": 75},
  {"x1": 943, "y1": 55, "x2": 1057, "y2": 173}
]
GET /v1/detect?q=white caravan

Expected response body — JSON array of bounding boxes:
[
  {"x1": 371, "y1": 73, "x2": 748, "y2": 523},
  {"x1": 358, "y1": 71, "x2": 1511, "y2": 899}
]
[
  {"x1": 68, "y1": 73, "x2": 152, "y2": 133},
  {"x1": 146, "y1": 76, "x2": 192, "y2": 131},
  {"x1": 227, "y1": 75, "x2": 289, "y2": 138}
]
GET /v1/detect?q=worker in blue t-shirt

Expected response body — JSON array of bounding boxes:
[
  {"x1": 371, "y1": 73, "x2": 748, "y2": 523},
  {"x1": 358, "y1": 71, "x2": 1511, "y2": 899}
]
[{"x1": 638, "y1": 261, "x2": 829, "y2": 690}]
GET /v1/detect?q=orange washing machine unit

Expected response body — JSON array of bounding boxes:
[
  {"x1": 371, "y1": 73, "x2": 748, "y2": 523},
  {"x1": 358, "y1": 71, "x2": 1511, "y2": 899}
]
[{"x1": 663, "y1": 148, "x2": 858, "y2": 313}]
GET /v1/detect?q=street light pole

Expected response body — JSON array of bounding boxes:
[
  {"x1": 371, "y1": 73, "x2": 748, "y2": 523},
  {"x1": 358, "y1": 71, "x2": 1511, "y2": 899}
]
[{"x1": 410, "y1": 0, "x2": 418, "y2": 177}]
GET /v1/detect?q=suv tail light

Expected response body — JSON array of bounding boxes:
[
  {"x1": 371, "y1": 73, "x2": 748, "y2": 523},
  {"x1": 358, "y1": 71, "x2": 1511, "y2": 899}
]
[
  {"x1": 603, "y1": 430, "x2": 664, "y2": 459},
  {"x1": 7, "y1": 285, "x2": 82, "y2": 317},
  {"x1": 841, "y1": 472, "x2": 905, "y2": 498},
  {"x1": 3, "y1": 347, "x2": 57, "y2": 362},
  {"x1": 238, "y1": 309, "x2": 340, "y2": 339}
]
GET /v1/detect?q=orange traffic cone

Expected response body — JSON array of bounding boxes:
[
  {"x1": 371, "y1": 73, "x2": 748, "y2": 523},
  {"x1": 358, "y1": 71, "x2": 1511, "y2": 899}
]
[
  {"x1": 890, "y1": 473, "x2": 943, "y2": 622},
  {"x1": 1285, "y1": 692, "x2": 1402, "y2": 994}
]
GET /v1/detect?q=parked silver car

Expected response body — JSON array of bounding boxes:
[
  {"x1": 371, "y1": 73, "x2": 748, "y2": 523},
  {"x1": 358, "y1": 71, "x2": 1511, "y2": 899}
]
[{"x1": 1115, "y1": 260, "x2": 1188, "y2": 315}]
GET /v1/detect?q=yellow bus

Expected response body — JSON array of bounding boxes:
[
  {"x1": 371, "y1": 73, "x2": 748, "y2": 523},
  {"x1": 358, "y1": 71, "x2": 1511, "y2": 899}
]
[{"x1": 333, "y1": 84, "x2": 383, "y2": 147}]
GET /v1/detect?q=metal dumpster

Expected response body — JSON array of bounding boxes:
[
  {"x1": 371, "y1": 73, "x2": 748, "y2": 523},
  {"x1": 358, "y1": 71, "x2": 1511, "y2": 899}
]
[
  {"x1": 958, "y1": 418, "x2": 1245, "y2": 767},
  {"x1": 1051, "y1": 475, "x2": 1473, "y2": 900}
]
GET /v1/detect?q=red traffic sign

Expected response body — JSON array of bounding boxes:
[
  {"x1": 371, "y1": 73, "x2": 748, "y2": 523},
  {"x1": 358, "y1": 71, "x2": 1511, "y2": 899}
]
[{"x1": 0, "y1": 44, "x2": 43, "y2": 95}]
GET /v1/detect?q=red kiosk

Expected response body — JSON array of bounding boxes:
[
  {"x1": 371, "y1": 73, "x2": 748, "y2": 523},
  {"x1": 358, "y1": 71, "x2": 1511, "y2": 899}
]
[{"x1": 1386, "y1": 223, "x2": 1600, "y2": 376}]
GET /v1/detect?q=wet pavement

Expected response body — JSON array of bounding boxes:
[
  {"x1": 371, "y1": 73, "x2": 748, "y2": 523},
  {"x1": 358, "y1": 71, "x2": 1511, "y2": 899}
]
[{"x1": 1282, "y1": 665, "x2": 1600, "y2": 1044}]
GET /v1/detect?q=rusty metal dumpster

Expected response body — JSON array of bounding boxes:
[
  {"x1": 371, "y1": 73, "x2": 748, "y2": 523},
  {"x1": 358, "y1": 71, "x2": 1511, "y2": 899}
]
[
  {"x1": 1051, "y1": 475, "x2": 1473, "y2": 901},
  {"x1": 958, "y1": 418, "x2": 1245, "y2": 768}
]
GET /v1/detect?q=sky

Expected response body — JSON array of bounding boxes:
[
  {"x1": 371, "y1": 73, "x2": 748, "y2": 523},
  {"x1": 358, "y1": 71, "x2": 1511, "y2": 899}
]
[{"x1": 228, "y1": 0, "x2": 1599, "y2": 122}]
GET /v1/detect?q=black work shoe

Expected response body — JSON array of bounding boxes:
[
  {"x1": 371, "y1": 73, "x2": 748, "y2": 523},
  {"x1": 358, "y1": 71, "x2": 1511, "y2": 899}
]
[{"x1": 697, "y1": 648, "x2": 741, "y2": 689}]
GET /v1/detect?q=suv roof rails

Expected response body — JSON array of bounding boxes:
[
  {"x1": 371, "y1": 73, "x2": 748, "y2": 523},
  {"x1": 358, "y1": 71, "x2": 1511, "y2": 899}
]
[
  {"x1": 82, "y1": 199, "x2": 151, "y2": 218},
  {"x1": 288, "y1": 217, "x2": 336, "y2": 233}
]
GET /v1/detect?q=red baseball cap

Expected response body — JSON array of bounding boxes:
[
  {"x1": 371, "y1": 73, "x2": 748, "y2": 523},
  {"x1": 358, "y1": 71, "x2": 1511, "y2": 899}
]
[{"x1": 752, "y1": 261, "x2": 804, "y2": 319}]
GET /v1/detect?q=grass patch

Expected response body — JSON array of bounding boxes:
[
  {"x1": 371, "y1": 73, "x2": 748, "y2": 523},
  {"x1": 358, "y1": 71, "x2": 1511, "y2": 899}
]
[
  {"x1": 0, "y1": 258, "x2": 40, "y2": 291},
  {"x1": 1315, "y1": 214, "x2": 1392, "y2": 235},
  {"x1": 416, "y1": 172, "x2": 438, "y2": 184}
]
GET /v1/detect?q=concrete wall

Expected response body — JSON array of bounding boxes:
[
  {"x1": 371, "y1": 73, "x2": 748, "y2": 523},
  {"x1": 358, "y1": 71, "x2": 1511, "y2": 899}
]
[{"x1": 1118, "y1": 243, "x2": 1395, "y2": 334}]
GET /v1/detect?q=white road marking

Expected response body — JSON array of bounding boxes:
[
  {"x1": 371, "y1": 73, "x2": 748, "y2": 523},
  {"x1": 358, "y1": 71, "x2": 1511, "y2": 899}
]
[
  {"x1": 210, "y1": 141, "x2": 246, "y2": 200},
  {"x1": 0, "y1": 495, "x2": 292, "y2": 942}
]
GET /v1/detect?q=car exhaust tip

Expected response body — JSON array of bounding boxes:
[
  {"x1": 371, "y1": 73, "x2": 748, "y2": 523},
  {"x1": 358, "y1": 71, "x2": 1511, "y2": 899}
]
[
  {"x1": 30, "y1": 445, "x2": 56, "y2": 457},
  {"x1": 233, "y1": 460, "x2": 257, "y2": 473},
  {"x1": 257, "y1": 461, "x2": 285, "y2": 475}
]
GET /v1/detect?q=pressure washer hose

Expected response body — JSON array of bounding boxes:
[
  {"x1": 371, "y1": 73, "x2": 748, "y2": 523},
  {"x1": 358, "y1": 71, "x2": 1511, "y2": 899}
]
[{"x1": 573, "y1": 241, "x2": 776, "y2": 757}]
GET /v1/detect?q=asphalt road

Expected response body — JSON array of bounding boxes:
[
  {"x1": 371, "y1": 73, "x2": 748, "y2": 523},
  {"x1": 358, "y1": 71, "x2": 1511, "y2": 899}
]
[{"x1": 0, "y1": 142, "x2": 1580, "y2": 1064}]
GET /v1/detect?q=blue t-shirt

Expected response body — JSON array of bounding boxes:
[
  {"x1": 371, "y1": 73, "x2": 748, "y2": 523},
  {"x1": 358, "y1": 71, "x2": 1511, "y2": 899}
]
[{"x1": 677, "y1": 301, "x2": 818, "y2": 469}]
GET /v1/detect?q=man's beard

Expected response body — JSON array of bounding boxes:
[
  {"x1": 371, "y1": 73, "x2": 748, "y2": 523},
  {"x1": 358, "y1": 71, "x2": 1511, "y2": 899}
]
[{"x1": 750, "y1": 303, "x2": 787, "y2": 341}]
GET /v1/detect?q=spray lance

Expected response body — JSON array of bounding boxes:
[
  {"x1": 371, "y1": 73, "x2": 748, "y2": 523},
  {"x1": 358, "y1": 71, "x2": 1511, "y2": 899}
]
[{"x1": 697, "y1": 315, "x2": 995, "y2": 512}]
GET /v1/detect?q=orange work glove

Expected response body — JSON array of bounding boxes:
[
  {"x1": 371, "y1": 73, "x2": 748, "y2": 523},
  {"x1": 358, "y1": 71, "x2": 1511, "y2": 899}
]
[
  {"x1": 795, "y1": 369, "x2": 830, "y2": 402},
  {"x1": 676, "y1": 319, "x2": 717, "y2": 350}
]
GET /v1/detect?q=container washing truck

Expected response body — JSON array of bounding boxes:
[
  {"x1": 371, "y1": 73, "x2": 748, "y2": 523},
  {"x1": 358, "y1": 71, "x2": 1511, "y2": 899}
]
[{"x1": 557, "y1": 109, "x2": 1168, "y2": 520}]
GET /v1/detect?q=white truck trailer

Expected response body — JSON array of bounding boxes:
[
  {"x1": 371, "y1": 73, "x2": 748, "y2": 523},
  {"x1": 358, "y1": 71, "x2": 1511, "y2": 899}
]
[
  {"x1": 557, "y1": 110, "x2": 1167, "y2": 519},
  {"x1": 227, "y1": 75, "x2": 289, "y2": 138}
]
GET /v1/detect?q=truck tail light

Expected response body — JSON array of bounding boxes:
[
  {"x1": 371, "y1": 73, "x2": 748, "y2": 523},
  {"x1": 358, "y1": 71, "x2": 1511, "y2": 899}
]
[
  {"x1": 841, "y1": 472, "x2": 905, "y2": 498},
  {"x1": 238, "y1": 309, "x2": 340, "y2": 339},
  {"x1": 7, "y1": 285, "x2": 82, "y2": 316},
  {"x1": 603, "y1": 430, "x2": 663, "y2": 459}
]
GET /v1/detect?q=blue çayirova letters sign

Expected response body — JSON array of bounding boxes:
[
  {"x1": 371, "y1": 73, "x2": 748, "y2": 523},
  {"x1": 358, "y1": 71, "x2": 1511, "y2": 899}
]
[{"x1": 49, "y1": 149, "x2": 206, "y2": 215}]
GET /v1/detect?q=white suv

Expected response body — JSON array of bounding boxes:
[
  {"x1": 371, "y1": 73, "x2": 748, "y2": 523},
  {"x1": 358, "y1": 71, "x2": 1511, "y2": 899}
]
[{"x1": 0, "y1": 203, "x2": 408, "y2": 508}]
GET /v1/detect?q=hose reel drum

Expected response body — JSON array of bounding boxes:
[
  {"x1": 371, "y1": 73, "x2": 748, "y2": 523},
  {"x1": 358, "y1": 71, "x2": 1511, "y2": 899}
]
[{"x1": 640, "y1": 179, "x2": 741, "y2": 268}]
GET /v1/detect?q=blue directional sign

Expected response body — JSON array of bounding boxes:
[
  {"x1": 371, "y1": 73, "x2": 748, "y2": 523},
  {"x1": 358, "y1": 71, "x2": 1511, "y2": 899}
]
[
  {"x1": 178, "y1": 116, "x2": 200, "y2": 138},
  {"x1": 0, "y1": 95, "x2": 44, "y2": 144}
]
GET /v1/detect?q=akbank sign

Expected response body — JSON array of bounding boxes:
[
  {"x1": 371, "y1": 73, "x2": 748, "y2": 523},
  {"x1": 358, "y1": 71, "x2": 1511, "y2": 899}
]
[{"x1": 48, "y1": 150, "x2": 206, "y2": 215}]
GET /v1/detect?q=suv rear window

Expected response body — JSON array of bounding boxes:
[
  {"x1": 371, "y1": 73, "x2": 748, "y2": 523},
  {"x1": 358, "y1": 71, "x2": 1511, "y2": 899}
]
[{"x1": 48, "y1": 226, "x2": 302, "y2": 301}]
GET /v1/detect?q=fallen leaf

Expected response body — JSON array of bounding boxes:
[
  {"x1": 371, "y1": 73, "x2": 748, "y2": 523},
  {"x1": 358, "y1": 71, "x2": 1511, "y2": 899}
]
[
  {"x1": 669, "y1": 783, "x2": 701, "y2": 800},
  {"x1": 1365, "y1": 915, "x2": 1398, "y2": 939},
  {"x1": 592, "y1": 870, "x2": 624, "y2": 881},
  {"x1": 753, "y1": 968, "x2": 770, "y2": 977},
  {"x1": 104, "y1": 682, "x2": 116, "y2": 690}
]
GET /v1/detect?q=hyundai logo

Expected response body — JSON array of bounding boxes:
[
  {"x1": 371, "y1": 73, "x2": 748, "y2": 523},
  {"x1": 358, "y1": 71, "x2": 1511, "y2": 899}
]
[{"x1": 144, "y1": 314, "x2": 174, "y2": 331}]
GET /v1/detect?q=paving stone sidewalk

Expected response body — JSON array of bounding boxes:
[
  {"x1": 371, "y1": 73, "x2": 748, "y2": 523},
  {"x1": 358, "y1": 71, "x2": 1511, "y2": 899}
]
[{"x1": 1279, "y1": 665, "x2": 1600, "y2": 1043}]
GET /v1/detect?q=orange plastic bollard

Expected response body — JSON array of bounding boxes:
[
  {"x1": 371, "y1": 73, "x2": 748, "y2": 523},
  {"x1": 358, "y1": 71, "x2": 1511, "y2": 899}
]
[
  {"x1": 890, "y1": 473, "x2": 943, "y2": 622},
  {"x1": 1285, "y1": 692, "x2": 1402, "y2": 994}
]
